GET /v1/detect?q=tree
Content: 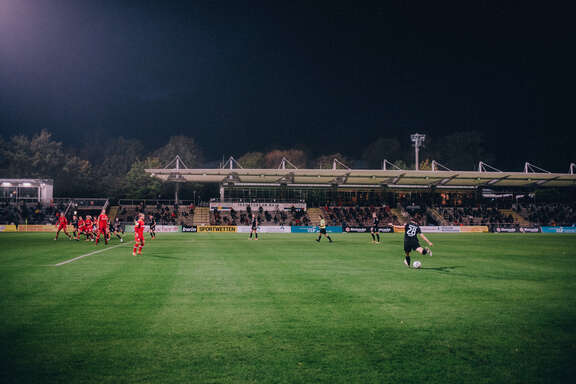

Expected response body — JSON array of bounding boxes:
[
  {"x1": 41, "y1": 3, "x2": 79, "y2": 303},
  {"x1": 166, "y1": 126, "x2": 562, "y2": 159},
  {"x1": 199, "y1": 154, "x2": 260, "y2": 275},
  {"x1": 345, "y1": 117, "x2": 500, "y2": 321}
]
[
  {"x1": 429, "y1": 131, "x2": 494, "y2": 170},
  {"x1": 0, "y1": 130, "x2": 94, "y2": 195},
  {"x1": 362, "y1": 138, "x2": 403, "y2": 169},
  {"x1": 121, "y1": 157, "x2": 165, "y2": 199},
  {"x1": 264, "y1": 149, "x2": 307, "y2": 168},
  {"x1": 313, "y1": 153, "x2": 352, "y2": 169},
  {"x1": 237, "y1": 152, "x2": 265, "y2": 168},
  {"x1": 93, "y1": 137, "x2": 146, "y2": 196},
  {"x1": 153, "y1": 136, "x2": 203, "y2": 168}
]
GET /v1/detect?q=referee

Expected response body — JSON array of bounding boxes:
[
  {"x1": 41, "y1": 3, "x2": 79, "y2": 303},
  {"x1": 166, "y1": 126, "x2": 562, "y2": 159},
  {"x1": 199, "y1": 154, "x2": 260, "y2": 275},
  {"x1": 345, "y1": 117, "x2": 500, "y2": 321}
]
[{"x1": 316, "y1": 215, "x2": 333, "y2": 243}]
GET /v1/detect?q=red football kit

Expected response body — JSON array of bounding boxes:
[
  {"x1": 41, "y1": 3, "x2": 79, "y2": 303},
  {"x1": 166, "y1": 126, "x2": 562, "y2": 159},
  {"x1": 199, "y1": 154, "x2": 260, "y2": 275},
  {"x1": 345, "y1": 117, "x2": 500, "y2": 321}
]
[
  {"x1": 54, "y1": 215, "x2": 72, "y2": 240},
  {"x1": 133, "y1": 218, "x2": 145, "y2": 255},
  {"x1": 57, "y1": 216, "x2": 68, "y2": 229},
  {"x1": 84, "y1": 218, "x2": 93, "y2": 233},
  {"x1": 78, "y1": 218, "x2": 85, "y2": 232},
  {"x1": 95, "y1": 214, "x2": 109, "y2": 244},
  {"x1": 98, "y1": 214, "x2": 109, "y2": 230},
  {"x1": 134, "y1": 219, "x2": 145, "y2": 241}
]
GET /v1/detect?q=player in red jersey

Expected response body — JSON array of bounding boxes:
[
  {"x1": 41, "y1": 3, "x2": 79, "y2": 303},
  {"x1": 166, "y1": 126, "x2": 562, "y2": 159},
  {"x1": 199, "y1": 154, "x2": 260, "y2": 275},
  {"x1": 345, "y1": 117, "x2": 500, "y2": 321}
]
[
  {"x1": 95, "y1": 209, "x2": 109, "y2": 245},
  {"x1": 133, "y1": 213, "x2": 146, "y2": 256},
  {"x1": 77, "y1": 216, "x2": 85, "y2": 240},
  {"x1": 84, "y1": 215, "x2": 94, "y2": 241},
  {"x1": 54, "y1": 212, "x2": 72, "y2": 240}
]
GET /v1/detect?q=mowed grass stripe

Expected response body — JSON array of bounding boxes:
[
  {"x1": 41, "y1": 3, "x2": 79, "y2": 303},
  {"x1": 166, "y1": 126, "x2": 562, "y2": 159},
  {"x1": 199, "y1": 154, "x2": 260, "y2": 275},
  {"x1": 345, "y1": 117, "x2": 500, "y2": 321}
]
[
  {"x1": 0, "y1": 233, "x2": 575, "y2": 383},
  {"x1": 0, "y1": 235, "x2": 181, "y2": 384}
]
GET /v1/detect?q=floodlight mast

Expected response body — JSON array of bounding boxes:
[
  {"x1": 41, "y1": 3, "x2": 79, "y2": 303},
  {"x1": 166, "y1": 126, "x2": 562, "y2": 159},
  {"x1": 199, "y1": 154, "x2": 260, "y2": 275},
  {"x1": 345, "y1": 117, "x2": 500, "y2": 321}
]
[{"x1": 410, "y1": 133, "x2": 426, "y2": 170}]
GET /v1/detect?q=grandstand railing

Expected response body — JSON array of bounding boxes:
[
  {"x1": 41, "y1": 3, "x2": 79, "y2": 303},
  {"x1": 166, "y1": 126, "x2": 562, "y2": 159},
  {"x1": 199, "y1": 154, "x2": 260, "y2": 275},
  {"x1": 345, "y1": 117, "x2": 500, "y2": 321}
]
[
  {"x1": 118, "y1": 199, "x2": 196, "y2": 206},
  {"x1": 209, "y1": 198, "x2": 307, "y2": 204}
]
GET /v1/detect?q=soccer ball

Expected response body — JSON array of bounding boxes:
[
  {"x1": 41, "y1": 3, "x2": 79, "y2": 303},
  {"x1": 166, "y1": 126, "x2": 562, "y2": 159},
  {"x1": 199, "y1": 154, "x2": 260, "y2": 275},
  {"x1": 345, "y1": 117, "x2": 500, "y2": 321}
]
[{"x1": 413, "y1": 261, "x2": 422, "y2": 269}]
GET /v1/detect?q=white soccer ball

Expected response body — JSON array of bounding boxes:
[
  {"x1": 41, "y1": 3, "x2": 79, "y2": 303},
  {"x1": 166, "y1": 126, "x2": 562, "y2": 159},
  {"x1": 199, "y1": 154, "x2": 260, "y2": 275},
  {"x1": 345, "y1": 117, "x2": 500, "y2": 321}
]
[{"x1": 413, "y1": 261, "x2": 422, "y2": 269}]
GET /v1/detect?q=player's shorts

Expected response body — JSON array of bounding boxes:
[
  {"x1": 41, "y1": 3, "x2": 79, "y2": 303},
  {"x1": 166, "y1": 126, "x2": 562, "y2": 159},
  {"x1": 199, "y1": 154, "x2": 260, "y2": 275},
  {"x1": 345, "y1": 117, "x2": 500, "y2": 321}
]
[
  {"x1": 404, "y1": 238, "x2": 420, "y2": 253},
  {"x1": 58, "y1": 224, "x2": 67, "y2": 230},
  {"x1": 150, "y1": 226, "x2": 156, "y2": 232},
  {"x1": 319, "y1": 228, "x2": 327, "y2": 235},
  {"x1": 134, "y1": 233, "x2": 144, "y2": 242},
  {"x1": 251, "y1": 225, "x2": 257, "y2": 231},
  {"x1": 371, "y1": 226, "x2": 378, "y2": 233}
]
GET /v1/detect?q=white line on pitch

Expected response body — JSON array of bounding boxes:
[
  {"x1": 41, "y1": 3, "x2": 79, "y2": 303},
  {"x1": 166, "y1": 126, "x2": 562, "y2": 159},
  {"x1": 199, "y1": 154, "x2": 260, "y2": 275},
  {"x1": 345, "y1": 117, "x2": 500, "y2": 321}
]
[{"x1": 53, "y1": 244, "x2": 125, "y2": 267}]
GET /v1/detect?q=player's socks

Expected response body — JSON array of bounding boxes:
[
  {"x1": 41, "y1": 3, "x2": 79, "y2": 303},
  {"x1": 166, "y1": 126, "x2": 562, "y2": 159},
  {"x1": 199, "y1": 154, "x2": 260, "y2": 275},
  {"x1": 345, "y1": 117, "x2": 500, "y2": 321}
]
[
  {"x1": 316, "y1": 236, "x2": 321, "y2": 242},
  {"x1": 328, "y1": 236, "x2": 332, "y2": 242},
  {"x1": 376, "y1": 234, "x2": 380, "y2": 242},
  {"x1": 371, "y1": 233, "x2": 375, "y2": 241},
  {"x1": 249, "y1": 233, "x2": 253, "y2": 239},
  {"x1": 405, "y1": 256, "x2": 411, "y2": 267},
  {"x1": 255, "y1": 233, "x2": 258, "y2": 239},
  {"x1": 138, "y1": 245, "x2": 143, "y2": 254},
  {"x1": 422, "y1": 248, "x2": 427, "y2": 255},
  {"x1": 133, "y1": 245, "x2": 138, "y2": 254}
]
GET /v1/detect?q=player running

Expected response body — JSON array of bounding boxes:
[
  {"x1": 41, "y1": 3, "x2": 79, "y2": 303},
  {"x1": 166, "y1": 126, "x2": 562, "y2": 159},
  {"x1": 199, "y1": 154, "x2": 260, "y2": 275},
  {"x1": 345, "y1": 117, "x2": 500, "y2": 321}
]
[
  {"x1": 76, "y1": 215, "x2": 85, "y2": 240},
  {"x1": 95, "y1": 209, "x2": 109, "y2": 245},
  {"x1": 133, "y1": 213, "x2": 145, "y2": 256},
  {"x1": 370, "y1": 212, "x2": 380, "y2": 244},
  {"x1": 70, "y1": 214, "x2": 80, "y2": 241},
  {"x1": 316, "y1": 215, "x2": 333, "y2": 243},
  {"x1": 249, "y1": 214, "x2": 259, "y2": 240},
  {"x1": 111, "y1": 217, "x2": 124, "y2": 242},
  {"x1": 54, "y1": 212, "x2": 72, "y2": 240},
  {"x1": 84, "y1": 215, "x2": 94, "y2": 241},
  {"x1": 149, "y1": 215, "x2": 157, "y2": 239},
  {"x1": 399, "y1": 218, "x2": 433, "y2": 268}
]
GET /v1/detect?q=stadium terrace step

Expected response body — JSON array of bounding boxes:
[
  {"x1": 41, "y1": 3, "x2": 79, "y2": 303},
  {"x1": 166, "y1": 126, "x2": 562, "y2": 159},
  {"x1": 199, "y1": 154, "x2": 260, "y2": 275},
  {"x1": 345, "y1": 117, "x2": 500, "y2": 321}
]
[
  {"x1": 307, "y1": 208, "x2": 323, "y2": 226},
  {"x1": 192, "y1": 207, "x2": 210, "y2": 226},
  {"x1": 427, "y1": 207, "x2": 448, "y2": 226},
  {"x1": 499, "y1": 209, "x2": 530, "y2": 226},
  {"x1": 390, "y1": 208, "x2": 408, "y2": 225},
  {"x1": 108, "y1": 206, "x2": 119, "y2": 222}
]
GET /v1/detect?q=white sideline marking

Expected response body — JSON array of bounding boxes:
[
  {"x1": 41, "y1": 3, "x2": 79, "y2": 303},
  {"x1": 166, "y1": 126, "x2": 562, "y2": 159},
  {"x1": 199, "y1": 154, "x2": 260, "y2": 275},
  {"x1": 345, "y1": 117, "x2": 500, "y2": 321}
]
[{"x1": 54, "y1": 244, "x2": 124, "y2": 266}]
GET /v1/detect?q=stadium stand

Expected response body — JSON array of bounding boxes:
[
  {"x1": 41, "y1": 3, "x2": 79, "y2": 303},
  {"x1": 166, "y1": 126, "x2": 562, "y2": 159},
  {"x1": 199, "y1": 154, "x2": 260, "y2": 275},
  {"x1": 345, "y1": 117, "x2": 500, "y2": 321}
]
[
  {"x1": 210, "y1": 206, "x2": 311, "y2": 226},
  {"x1": 115, "y1": 200, "x2": 196, "y2": 225},
  {"x1": 321, "y1": 205, "x2": 401, "y2": 227},
  {"x1": 518, "y1": 203, "x2": 576, "y2": 226}
]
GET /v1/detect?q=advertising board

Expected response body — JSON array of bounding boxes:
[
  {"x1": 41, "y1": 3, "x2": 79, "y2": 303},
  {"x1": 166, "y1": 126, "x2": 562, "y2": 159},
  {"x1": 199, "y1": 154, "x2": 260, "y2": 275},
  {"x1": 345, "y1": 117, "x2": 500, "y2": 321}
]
[
  {"x1": 291, "y1": 226, "x2": 342, "y2": 233},
  {"x1": 0, "y1": 225, "x2": 18, "y2": 232},
  {"x1": 541, "y1": 226, "x2": 576, "y2": 233},
  {"x1": 343, "y1": 226, "x2": 394, "y2": 233},
  {"x1": 181, "y1": 225, "x2": 197, "y2": 233},
  {"x1": 197, "y1": 226, "x2": 237, "y2": 233},
  {"x1": 236, "y1": 226, "x2": 291, "y2": 233}
]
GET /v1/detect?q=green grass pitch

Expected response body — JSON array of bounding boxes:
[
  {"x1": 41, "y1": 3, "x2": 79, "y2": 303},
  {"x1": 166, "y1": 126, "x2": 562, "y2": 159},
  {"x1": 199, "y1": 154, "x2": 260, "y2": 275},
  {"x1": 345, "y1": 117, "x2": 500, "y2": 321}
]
[{"x1": 1, "y1": 232, "x2": 575, "y2": 383}]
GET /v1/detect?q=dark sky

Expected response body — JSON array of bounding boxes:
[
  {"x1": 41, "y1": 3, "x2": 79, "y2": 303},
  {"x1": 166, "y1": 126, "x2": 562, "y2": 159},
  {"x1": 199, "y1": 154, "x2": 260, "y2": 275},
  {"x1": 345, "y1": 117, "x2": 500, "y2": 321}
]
[{"x1": 0, "y1": 0, "x2": 574, "y2": 170}]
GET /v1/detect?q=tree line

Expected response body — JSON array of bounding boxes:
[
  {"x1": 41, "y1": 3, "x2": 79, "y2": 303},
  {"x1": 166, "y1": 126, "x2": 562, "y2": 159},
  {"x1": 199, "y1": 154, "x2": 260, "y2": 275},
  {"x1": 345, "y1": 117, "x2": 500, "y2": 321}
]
[{"x1": 0, "y1": 130, "x2": 493, "y2": 198}]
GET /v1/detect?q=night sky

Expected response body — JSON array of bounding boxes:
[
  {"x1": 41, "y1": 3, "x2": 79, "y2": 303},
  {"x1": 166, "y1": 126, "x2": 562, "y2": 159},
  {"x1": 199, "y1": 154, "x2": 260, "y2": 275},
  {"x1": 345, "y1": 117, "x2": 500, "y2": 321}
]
[{"x1": 0, "y1": 0, "x2": 574, "y2": 170}]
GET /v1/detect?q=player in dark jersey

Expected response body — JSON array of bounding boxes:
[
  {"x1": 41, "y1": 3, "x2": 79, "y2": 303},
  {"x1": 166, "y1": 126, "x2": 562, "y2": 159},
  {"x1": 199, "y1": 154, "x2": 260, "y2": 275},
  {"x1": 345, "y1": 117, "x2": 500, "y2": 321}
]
[
  {"x1": 400, "y1": 219, "x2": 433, "y2": 268},
  {"x1": 149, "y1": 215, "x2": 156, "y2": 239},
  {"x1": 370, "y1": 212, "x2": 380, "y2": 244},
  {"x1": 111, "y1": 217, "x2": 124, "y2": 242},
  {"x1": 249, "y1": 214, "x2": 259, "y2": 240},
  {"x1": 70, "y1": 214, "x2": 80, "y2": 241}
]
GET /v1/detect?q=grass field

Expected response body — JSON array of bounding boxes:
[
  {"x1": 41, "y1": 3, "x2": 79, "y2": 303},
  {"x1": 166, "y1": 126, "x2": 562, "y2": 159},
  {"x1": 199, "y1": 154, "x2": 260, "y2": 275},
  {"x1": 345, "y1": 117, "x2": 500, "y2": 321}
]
[{"x1": 1, "y1": 232, "x2": 576, "y2": 383}]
